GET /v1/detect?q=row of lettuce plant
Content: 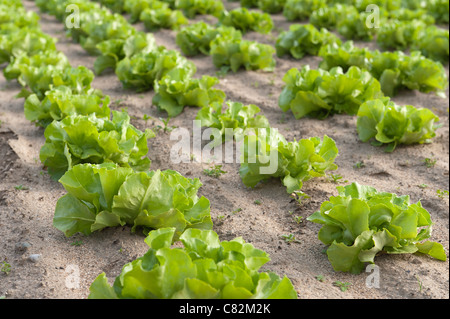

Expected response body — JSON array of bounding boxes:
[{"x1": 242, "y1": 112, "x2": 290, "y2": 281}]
[
  {"x1": 318, "y1": 41, "x2": 448, "y2": 97},
  {"x1": 307, "y1": 3, "x2": 449, "y2": 63},
  {"x1": 278, "y1": 64, "x2": 442, "y2": 152},
  {"x1": 92, "y1": 0, "x2": 277, "y2": 71},
  {"x1": 228, "y1": 0, "x2": 449, "y2": 25},
  {"x1": 96, "y1": 0, "x2": 275, "y2": 34},
  {"x1": 94, "y1": 0, "x2": 225, "y2": 20},
  {"x1": 34, "y1": 0, "x2": 226, "y2": 118},
  {"x1": 274, "y1": 25, "x2": 448, "y2": 99},
  {"x1": 36, "y1": 0, "x2": 278, "y2": 119},
  {"x1": 275, "y1": 21, "x2": 449, "y2": 67},
  {"x1": 225, "y1": 0, "x2": 448, "y2": 64}
]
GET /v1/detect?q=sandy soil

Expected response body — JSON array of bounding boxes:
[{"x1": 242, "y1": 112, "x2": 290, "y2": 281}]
[{"x1": 0, "y1": 1, "x2": 448, "y2": 299}]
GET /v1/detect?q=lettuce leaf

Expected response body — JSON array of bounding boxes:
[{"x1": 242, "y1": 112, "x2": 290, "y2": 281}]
[
  {"x1": 307, "y1": 182, "x2": 447, "y2": 273},
  {"x1": 88, "y1": 227, "x2": 297, "y2": 299}
]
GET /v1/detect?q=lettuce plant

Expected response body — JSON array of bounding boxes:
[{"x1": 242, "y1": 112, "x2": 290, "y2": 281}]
[
  {"x1": 351, "y1": 0, "x2": 401, "y2": 11},
  {"x1": 77, "y1": 12, "x2": 136, "y2": 55},
  {"x1": 307, "y1": 182, "x2": 447, "y2": 274},
  {"x1": 388, "y1": 8, "x2": 435, "y2": 24},
  {"x1": 428, "y1": 0, "x2": 449, "y2": 24},
  {"x1": 153, "y1": 69, "x2": 226, "y2": 117},
  {"x1": 357, "y1": 98, "x2": 441, "y2": 152},
  {"x1": 139, "y1": 6, "x2": 188, "y2": 30},
  {"x1": 64, "y1": 6, "x2": 111, "y2": 43},
  {"x1": 11, "y1": 60, "x2": 95, "y2": 100},
  {"x1": 310, "y1": 4, "x2": 358, "y2": 30},
  {"x1": 175, "y1": 0, "x2": 224, "y2": 18},
  {"x1": 317, "y1": 41, "x2": 372, "y2": 72},
  {"x1": 195, "y1": 101, "x2": 270, "y2": 143},
  {"x1": 279, "y1": 65, "x2": 384, "y2": 119},
  {"x1": 336, "y1": 11, "x2": 380, "y2": 41},
  {"x1": 53, "y1": 165, "x2": 212, "y2": 237},
  {"x1": 218, "y1": 8, "x2": 273, "y2": 34},
  {"x1": 240, "y1": 0, "x2": 259, "y2": 8},
  {"x1": 24, "y1": 86, "x2": 111, "y2": 128},
  {"x1": 88, "y1": 227, "x2": 297, "y2": 299},
  {"x1": 275, "y1": 24, "x2": 341, "y2": 59},
  {"x1": 95, "y1": 0, "x2": 126, "y2": 13},
  {"x1": 94, "y1": 32, "x2": 157, "y2": 75},
  {"x1": 176, "y1": 22, "x2": 242, "y2": 56},
  {"x1": 257, "y1": 0, "x2": 286, "y2": 13},
  {"x1": 115, "y1": 47, "x2": 196, "y2": 91},
  {"x1": 0, "y1": 28, "x2": 57, "y2": 65},
  {"x1": 210, "y1": 38, "x2": 276, "y2": 73},
  {"x1": 40, "y1": 111, "x2": 155, "y2": 180},
  {"x1": 376, "y1": 19, "x2": 427, "y2": 50},
  {"x1": 370, "y1": 50, "x2": 448, "y2": 97},
  {"x1": 283, "y1": 0, "x2": 325, "y2": 21},
  {"x1": 123, "y1": 0, "x2": 169, "y2": 23},
  {"x1": 239, "y1": 129, "x2": 339, "y2": 193},
  {"x1": 4, "y1": 50, "x2": 69, "y2": 82},
  {"x1": 0, "y1": 3, "x2": 40, "y2": 28},
  {"x1": 35, "y1": 0, "x2": 102, "y2": 21},
  {"x1": 411, "y1": 26, "x2": 449, "y2": 65}
]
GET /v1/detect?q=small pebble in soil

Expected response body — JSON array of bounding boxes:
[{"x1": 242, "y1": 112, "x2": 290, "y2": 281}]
[
  {"x1": 28, "y1": 254, "x2": 41, "y2": 263},
  {"x1": 15, "y1": 242, "x2": 31, "y2": 252}
]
